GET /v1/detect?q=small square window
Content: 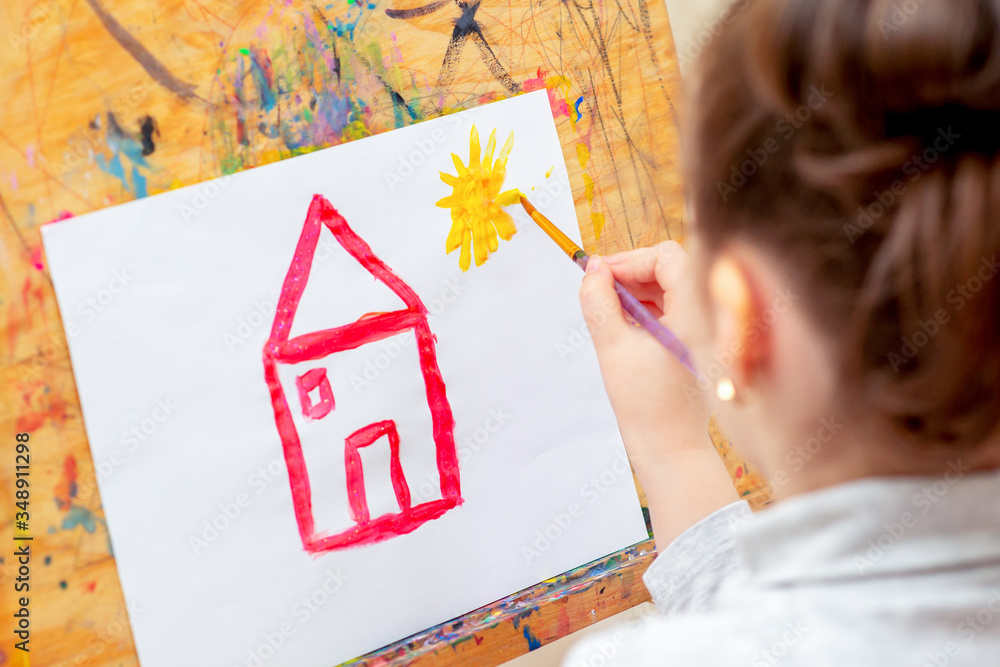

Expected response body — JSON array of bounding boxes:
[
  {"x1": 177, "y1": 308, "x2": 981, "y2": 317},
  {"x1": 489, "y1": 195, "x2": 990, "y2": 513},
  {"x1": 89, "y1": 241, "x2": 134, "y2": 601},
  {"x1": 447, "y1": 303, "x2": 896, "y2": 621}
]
[{"x1": 296, "y1": 368, "x2": 335, "y2": 419}]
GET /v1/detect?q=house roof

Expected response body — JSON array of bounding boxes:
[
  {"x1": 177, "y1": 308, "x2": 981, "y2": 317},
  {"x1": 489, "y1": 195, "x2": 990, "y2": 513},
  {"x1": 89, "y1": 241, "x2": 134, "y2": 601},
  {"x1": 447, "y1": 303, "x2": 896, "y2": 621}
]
[{"x1": 264, "y1": 194, "x2": 428, "y2": 362}]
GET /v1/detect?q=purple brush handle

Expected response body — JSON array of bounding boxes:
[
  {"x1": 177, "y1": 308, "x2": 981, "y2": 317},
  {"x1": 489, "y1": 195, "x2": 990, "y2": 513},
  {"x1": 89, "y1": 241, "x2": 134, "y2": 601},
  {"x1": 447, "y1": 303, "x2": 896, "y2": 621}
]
[{"x1": 575, "y1": 253, "x2": 700, "y2": 378}]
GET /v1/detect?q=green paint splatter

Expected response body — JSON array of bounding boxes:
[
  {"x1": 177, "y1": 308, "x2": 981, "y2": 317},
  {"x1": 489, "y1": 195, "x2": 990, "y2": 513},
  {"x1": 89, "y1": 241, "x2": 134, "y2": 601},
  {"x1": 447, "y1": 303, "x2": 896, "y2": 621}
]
[{"x1": 343, "y1": 120, "x2": 371, "y2": 141}]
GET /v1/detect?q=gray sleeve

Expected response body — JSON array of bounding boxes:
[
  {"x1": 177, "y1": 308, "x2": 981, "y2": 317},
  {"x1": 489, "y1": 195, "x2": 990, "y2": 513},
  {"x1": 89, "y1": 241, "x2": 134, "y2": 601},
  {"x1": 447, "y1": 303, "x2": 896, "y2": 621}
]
[{"x1": 642, "y1": 501, "x2": 753, "y2": 616}]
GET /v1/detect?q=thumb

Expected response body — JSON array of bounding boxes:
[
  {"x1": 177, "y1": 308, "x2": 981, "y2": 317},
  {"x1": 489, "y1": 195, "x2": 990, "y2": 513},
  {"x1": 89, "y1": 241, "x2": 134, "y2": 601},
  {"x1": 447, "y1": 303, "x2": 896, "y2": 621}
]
[{"x1": 579, "y1": 255, "x2": 629, "y2": 348}]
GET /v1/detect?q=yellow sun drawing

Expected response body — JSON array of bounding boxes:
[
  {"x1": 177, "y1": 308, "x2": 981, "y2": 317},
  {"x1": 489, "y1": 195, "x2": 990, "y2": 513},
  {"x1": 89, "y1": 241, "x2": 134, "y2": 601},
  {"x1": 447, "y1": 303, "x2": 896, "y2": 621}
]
[{"x1": 436, "y1": 125, "x2": 520, "y2": 271}]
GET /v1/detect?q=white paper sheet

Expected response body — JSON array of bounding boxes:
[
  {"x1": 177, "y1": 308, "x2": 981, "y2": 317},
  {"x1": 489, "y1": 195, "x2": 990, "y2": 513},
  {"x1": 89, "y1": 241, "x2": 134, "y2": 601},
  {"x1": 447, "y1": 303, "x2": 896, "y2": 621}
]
[{"x1": 42, "y1": 90, "x2": 649, "y2": 667}]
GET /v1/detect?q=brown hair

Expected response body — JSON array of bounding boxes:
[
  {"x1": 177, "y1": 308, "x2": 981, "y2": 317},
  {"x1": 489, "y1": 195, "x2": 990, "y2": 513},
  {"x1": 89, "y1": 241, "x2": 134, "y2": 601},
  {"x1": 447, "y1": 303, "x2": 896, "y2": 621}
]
[{"x1": 687, "y1": 0, "x2": 1000, "y2": 446}]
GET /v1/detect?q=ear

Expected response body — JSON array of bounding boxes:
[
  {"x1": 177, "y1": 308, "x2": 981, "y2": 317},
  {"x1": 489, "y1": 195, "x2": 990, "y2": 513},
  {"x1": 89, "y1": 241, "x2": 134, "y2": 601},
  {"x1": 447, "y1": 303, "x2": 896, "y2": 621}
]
[{"x1": 707, "y1": 252, "x2": 769, "y2": 396}]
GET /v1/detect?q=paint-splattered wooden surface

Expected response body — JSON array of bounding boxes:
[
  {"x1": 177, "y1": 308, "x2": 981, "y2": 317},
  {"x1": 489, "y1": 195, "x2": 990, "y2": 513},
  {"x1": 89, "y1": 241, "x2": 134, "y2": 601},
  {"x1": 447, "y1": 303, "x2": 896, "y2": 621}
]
[{"x1": 0, "y1": 0, "x2": 769, "y2": 665}]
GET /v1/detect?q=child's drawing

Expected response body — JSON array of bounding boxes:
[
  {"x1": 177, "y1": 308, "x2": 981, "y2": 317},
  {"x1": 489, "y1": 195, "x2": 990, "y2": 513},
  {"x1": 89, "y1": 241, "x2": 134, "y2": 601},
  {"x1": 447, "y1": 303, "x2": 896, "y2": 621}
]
[
  {"x1": 437, "y1": 125, "x2": 521, "y2": 271},
  {"x1": 263, "y1": 195, "x2": 462, "y2": 554}
]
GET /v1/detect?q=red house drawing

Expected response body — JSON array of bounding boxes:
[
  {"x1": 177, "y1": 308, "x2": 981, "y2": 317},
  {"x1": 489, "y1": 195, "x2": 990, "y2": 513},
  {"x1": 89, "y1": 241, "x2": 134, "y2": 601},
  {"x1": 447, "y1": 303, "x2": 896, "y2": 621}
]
[{"x1": 263, "y1": 195, "x2": 462, "y2": 554}]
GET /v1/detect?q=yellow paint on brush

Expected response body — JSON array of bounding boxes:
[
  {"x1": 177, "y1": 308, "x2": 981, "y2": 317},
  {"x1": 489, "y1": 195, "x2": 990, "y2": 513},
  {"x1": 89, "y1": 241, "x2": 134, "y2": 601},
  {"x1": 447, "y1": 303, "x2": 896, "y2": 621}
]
[{"x1": 436, "y1": 125, "x2": 519, "y2": 271}]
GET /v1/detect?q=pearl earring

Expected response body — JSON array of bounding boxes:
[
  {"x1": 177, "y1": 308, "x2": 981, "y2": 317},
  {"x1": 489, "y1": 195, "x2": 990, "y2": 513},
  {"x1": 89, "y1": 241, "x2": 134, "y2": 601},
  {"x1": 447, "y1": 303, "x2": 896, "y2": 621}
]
[{"x1": 716, "y1": 377, "x2": 736, "y2": 402}]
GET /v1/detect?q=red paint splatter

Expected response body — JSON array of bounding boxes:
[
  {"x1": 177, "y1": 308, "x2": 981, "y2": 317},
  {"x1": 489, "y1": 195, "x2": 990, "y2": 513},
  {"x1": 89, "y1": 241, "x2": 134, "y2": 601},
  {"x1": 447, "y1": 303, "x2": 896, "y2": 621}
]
[
  {"x1": 85, "y1": 580, "x2": 97, "y2": 592},
  {"x1": 556, "y1": 607, "x2": 572, "y2": 637},
  {"x1": 43, "y1": 210, "x2": 74, "y2": 226},
  {"x1": 235, "y1": 108, "x2": 247, "y2": 146},
  {"x1": 14, "y1": 270, "x2": 49, "y2": 357},
  {"x1": 250, "y1": 45, "x2": 275, "y2": 92},
  {"x1": 263, "y1": 195, "x2": 462, "y2": 554},
  {"x1": 30, "y1": 246, "x2": 46, "y2": 271},
  {"x1": 15, "y1": 382, "x2": 70, "y2": 432},
  {"x1": 474, "y1": 635, "x2": 484, "y2": 646},
  {"x1": 55, "y1": 455, "x2": 78, "y2": 511},
  {"x1": 16, "y1": 407, "x2": 48, "y2": 433},
  {"x1": 523, "y1": 67, "x2": 547, "y2": 92},
  {"x1": 521, "y1": 68, "x2": 571, "y2": 118},
  {"x1": 477, "y1": 91, "x2": 502, "y2": 106},
  {"x1": 22, "y1": 273, "x2": 46, "y2": 318},
  {"x1": 735, "y1": 466, "x2": 744, "y2": 479},
  {"x1": 549, "y1": 97, "x2": 570, "y2": 119}
]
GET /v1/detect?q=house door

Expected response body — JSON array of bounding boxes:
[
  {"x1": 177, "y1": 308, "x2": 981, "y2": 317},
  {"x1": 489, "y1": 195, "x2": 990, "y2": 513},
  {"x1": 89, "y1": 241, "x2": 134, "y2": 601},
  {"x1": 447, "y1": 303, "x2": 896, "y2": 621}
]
[{"x1": 343, "y1": 420, "x2": 412, "y2": 523}]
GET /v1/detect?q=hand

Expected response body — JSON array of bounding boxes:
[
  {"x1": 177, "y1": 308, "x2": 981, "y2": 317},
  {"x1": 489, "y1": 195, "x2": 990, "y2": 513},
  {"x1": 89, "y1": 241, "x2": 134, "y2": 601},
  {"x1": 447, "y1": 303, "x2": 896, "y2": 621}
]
[
  {"x1": 579, "y1": 242, "x2": 739, "y2": 545},
  {"x1": 579, "y1": 242, "x2": 707, "y2": 462}
]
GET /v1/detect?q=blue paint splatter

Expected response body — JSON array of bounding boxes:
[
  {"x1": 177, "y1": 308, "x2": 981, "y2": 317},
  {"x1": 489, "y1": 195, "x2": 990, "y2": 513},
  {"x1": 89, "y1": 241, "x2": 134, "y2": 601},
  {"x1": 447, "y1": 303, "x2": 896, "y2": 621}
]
[
  {"x1": 107, "y1": 113, "x2": 149, "y2": 167},
  {"x1": 248, "y1": 52, "x2": 277, "y2": 111},
  {"x1": 95, "y1": 115, "x2": 154, "y2": 196},
  {"x1": 96, "y1": 153, "x2": 130, "y2": 192},
  {"x1": 523, "y1": 625, "x2": 542, "y2": 651},
  {"x1": 131, "y1": 165, "x2": 148, "y2": 198},
  {"x1": 110, "y1": 133, "x2": 149, "y2": 167},
  {"x1": 61, "y1": 505, "x2": 98, "y2": 533},
  {"x1": 325, "y1": 7, "x2": 364, "y2": 39},
  {"x1": 512, "y1": 608, "x2": 539, "y2": 631},
  {"x1": 574, "y1": 96, "x2": 584, "y2": 123}
]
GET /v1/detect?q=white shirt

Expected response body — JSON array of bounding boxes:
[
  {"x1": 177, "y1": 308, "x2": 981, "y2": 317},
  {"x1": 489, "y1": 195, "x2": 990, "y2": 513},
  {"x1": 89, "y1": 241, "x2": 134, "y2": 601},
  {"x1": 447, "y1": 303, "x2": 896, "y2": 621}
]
[{"x1": 564, "y1": 464, "x2": 1000, "y2": 666}]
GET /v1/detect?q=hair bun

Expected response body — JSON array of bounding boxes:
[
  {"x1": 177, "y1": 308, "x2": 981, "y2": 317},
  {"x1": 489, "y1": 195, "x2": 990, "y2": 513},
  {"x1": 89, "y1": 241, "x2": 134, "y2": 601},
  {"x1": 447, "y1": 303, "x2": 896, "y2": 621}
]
[{"x1": 689, "y1": 0, "x2": 1000, "y2": 447}]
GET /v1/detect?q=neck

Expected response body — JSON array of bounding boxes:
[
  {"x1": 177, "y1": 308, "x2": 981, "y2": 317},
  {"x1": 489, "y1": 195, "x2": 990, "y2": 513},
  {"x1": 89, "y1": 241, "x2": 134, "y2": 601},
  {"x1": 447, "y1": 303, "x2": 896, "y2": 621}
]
[{"x1": 757, "y1": 418, "x2": 1000, "y2": 502}]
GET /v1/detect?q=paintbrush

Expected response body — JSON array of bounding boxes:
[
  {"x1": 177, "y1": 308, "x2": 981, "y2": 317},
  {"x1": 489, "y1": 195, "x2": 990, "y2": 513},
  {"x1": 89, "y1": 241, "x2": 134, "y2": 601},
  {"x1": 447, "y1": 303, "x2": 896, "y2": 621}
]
[{"x1": 518, "y1": 195, "x2": 700, "y2": 378}]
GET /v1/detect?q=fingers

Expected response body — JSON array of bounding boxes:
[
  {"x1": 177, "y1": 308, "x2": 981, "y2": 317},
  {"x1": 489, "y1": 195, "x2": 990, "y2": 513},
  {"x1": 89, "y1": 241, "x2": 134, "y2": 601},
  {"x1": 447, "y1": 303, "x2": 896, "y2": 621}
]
[
  {"x1": 579, "y1": 255, "x2": 631, "y2": 348},
  {"x1": 650, "y1": 241, "x2": 690, "y2": 295},
  {"x1": 601, "y1": 249, "x2": 665, "y2": 310},
  {"x1": 605, "y1": 241, "x2": 687, "y2": 289},
  {"x1": 602, "y1": 247, "x2": 660, "y2": 285},
  {"x1": 602, "y1": 242, "x2": 688, "y2": 313}
]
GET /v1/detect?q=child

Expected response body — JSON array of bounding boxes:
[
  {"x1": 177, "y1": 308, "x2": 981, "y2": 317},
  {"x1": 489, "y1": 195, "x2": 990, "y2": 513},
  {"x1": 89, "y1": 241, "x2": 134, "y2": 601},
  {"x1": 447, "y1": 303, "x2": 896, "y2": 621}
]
[{"x1": 566, "y1": 0, "x2": 1000, "y2": 664}]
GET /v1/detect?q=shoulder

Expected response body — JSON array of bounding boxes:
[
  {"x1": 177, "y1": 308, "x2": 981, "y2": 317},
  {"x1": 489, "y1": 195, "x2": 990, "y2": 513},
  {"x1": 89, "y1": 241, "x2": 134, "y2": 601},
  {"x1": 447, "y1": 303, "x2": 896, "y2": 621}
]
[
  {"x1": 561, "y1": 609, "x2": 793, "y2": 667},
  {"x1": 560, "y1": 601, "x2": 905, "y2": 667}
]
